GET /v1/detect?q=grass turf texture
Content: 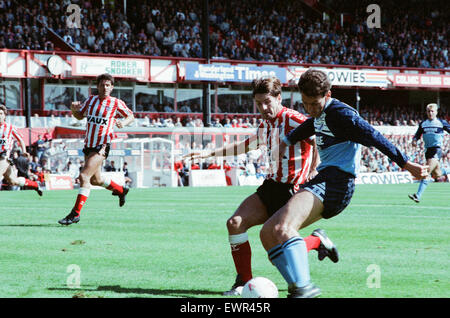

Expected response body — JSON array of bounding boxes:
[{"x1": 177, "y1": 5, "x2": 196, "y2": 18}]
[{"x1": 0, "y1": 183, "x2": 448, "y2": 298}]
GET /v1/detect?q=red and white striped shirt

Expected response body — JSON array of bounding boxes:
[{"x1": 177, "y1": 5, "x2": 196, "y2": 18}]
[
  {"x1": 80, "y1": 95, "x2": 133, "y2": 148},
  {"x1": 253, "y1": 107, "x2": 313, "y2": 191},
  {"x1": 0, "y1": 122, "x2": 22, "y2": 156}
]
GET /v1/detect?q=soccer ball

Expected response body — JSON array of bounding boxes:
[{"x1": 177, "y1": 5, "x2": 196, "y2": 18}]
[{"x1": 241, "y1": 277, "x2": 278, "y2": 298}]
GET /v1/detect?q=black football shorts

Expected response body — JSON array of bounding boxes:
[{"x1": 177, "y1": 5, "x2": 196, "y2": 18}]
[
  {"x1": 82, "y1": 144, "x2": 111, "y2": 159},
  {"x1": 256, "y1": 178, "x2": 295, "y2": 217},
  {"x1": 425, "y1": 147, "x2": 442, "y2": 160}
]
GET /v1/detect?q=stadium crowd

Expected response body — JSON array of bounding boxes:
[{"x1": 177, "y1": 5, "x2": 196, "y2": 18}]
[
  {"x1": 1, "y1": 0, "x2": 449, "y2": 190},
  {"x1": 0, "y1": 0, "x2": 448, "y2": 69},
  {"x1": 7, "y1": 102, "x2": 449, "y2": 129}
]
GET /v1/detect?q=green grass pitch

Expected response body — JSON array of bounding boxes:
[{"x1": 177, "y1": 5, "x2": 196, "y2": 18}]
[{"x1": 0, "y1": 183, "x2": 448, "y2": 298}]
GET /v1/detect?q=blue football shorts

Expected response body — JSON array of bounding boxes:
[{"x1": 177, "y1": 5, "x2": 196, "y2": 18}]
[{"x1": 300, "y1": 166, "x2": 355, "y2": 219}]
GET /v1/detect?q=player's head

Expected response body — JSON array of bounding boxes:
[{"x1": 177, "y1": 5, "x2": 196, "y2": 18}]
[
  {"x1": 297, "y1": 69, "x2": 332, "y2": 118},
  {"x1": 0, "y1": 104, "x2": 6, "y2": 123},
  {"x1": 96, "y1": 73, "x2": 114, "y2": 98},
  {"x1": 426, "y1": 103, "x2": 438, "y2": 120},
  {"x1": 252, "y1": 76, "x2": 282, "y2": 120}
]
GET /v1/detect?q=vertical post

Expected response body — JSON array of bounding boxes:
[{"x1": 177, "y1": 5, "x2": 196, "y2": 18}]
[
  {"x1": 202, "y1": 0, "x2": 211, "y2": 127},
  {"x1": 214, "y1": 83, "x2": 218, "y2": 114},
  {"x1": 174, "y1": 84, "x2": 178, "y2": 112},
  {"x1": 24, "y1": 51, "x2": 32, "y2": 148},
  {"x1": 23, "y1": 78, "x2": 32, "y2": 146}
]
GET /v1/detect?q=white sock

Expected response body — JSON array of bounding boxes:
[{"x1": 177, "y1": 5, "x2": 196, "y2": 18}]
[
  {"x1": 229, "y1": 232, "x2": 249, "y2": 245},
  {"x1": 79, "y1": 187, "x2": 91, "y2": 197},
  {"x1": 17, "y1": 177, "x2": 26, "y2": 187},
  {"x1": 102, "y1": 177, "x2": 111, "y2": 188}
]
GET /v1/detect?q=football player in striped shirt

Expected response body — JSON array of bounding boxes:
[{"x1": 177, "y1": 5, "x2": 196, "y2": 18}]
[
  {"x1": 408, "y1": 103, "x2": 450, "y2": 203},
  {"x1": 266, "y1": 69, "x2": 428, "y2": 297},
  {"x1": 185, "y1": 77, "x2": 338, "y2": 296},
  {"x1": 58, "y1": 74, "x2": 134, "y2": 225},
  {"x1": 0, "y1": 104, "x2": 42, "y2": 196}
]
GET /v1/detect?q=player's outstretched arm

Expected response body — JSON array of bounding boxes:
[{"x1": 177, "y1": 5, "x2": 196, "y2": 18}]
[
  {"x1": 70, "y1": 101, "x2": 85, "y2": 120},
  {"x1": 14, "y1": 131, "x2": 28, "y2": 155},
  {"x1": 183, "y1": 134, "x2": 258, "y2": 161},
  {"x1": 403, "y1": 161, "x2": 429, "y2": 180},
  {"x1": 116, "y1": 113, "x2": 135, "y2": 128}
]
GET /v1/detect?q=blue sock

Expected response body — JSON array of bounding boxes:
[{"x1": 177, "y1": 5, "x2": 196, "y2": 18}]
[
  {"x1": 416, "y1": 179, "x2": 429, "y2": 199},
  {"x1": 268, "y1": 244, "x2": 293, "y2": 284},
  {"x1": 268, "y1": 237, "x2": 311, "y2": 288}
]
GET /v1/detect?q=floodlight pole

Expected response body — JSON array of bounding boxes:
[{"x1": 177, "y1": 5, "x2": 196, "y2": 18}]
[{"x1": 202, "y1": 0, "x2": 211, "y2": 127}]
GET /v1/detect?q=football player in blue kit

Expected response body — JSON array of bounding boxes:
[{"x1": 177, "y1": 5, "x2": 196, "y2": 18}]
[
  {"x1": 408, "y1": 103, "x2": 450, "y2": 203},
  {"x1": 260, "y1": 69, "x2": 429, "y2": 298}
]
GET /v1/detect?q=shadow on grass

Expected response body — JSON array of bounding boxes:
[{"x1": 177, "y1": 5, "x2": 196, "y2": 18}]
[
  {"x1": 48, "y1": 285, "x2": 223, "y2": 297},
  {"x1": 0, "y1": 223, "x2": 61, "y2": 227}
]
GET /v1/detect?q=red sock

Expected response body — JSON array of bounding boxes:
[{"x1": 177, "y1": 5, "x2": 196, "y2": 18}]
[
  {"x1": 24, "y1": 179, "x2": 38, "y2": 189},
  {"x1": 73, "y1": 194, "x2": 88, "y2": 216},
  {"x1": 304, "y1": 235, "x2": 321, "y2": 252},
  {"x1": 231, "y1": 241, "x2": 252, "y2": 283},
  {"x1": 107, "y1": 180, "x2": 124, "y2": 195}
]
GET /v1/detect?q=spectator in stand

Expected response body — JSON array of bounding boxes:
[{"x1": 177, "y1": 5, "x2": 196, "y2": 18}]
[
  {"x1": 231, "y1": 118, "x2": 239, "y2": 128},
  {"x1": 29, "y1": 155, "x2": 41, "y2": 173},
  {"x1": 163, "y1": 118, "x2": 175, "y2": 127},
  {"x1": 104, "y1": 160, "x2": 117, "y2": 172},
  {"x1": 190, "y1": 160, "x2": 200, "y2": 170},
  {"x1": 34, "y1": 135, "x2": 47, "y2": 160},
  {"x1": 140, "y1": 115, "x2": 151, "y2": 127},
  {"x1": 174, "y1": 157, "x2": 185, "y2": 186},
  {"x1": 223, "y1": 118, "x2": 232, "y2": 128},
  {"x1": 194, "y1": 117, "x2": 204, "y2": 127},
  {"x1": 4, "y1": 1, "x2": 448, "y2": 69},
  {"x1": 122, "y1": 162, "x2": 132, "y2": 187},
  {"x1": 31, "y1": 165, "x2": 45, "y2": 187},
  {"x1": 212, "y1": 117, "x2": 223, "y2": 128},
  {"x1": 174, "y1": 117, "x2": 183, "y2": 127},
  {"x1": 179, "y1": 104, "x2": 192, "y2": 113},
  {"x1": 185, "y1": 117, "x2": 195, "y2": 127}
]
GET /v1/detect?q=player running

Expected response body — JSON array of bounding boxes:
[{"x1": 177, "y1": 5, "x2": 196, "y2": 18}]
[
  {"x1": 185, "y1": 76, "x2": 338, "y2": 296},
  {"x1": 58, "y1": 73, "x2": 134, "y2": 225},
  {"x1": 408, "y1": 103, "x2": 450, "y2": 203},
  {"x1": 264, "y1": 69, "x2": 428, "y2": 298},
  {"x1": 0, "y1": 104, "x2": 42, "y2": 196}
]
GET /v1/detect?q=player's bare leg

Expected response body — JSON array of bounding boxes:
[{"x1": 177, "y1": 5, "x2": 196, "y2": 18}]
[
  {"x1": 260, "y1": 190, "x2": 324, "y2": 298},
  {"x1": 224, "y1": 193, "x2": 269, "y2": 295},
  {"x1": 58, "y1": 152, "x2": 104, "y2": 225},
  {"x1": 2, "y1": 162, "x2": 42, "y2": 196},
  {"x1": 260, "y1": 190, "x2": 323, "y2": 250},
  {"x1": 227, "y1": 193, "x2": 269, "y2": 235},
  {"x1": 0, "y1": 158, "x2": 9, "y2": 180},
  {"x1": 90, "y1": 160, "x2": 130, "y2": 207},
  {"x1": 410, "y1": 158, "x2": 439, "y2": 203},
  {"x1": 428, "y1": 158, "x2": 441, "y2": 179}
]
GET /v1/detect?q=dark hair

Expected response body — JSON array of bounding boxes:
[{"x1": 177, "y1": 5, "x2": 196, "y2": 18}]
[
  {"x1": 297, "y1": 69, "x2": 331, "y2": 97},
  {"x1": 96, "y1": 73, "x2": 114, "y2": 85},
  {"x1": 0, "y1": 104, "x2": 7, "y2": 115},
  {"x1": 251, "y1": 76, "x2": 281, "y2": 98}
]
